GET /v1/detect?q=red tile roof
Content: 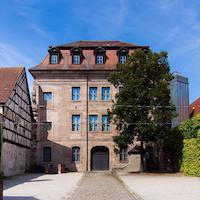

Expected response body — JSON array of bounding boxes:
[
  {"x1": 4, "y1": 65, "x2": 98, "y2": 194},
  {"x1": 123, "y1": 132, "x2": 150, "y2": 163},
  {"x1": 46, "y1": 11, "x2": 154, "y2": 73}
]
[
  {"x1": 0, "y1": 67, "x2": 24, "y2": 103},
  {"x1": 57, "y1": 40, "x2": 146, "y2": 48},
  {"x1": 189, "y1": 98, "x2": 200, "y2": 118}
]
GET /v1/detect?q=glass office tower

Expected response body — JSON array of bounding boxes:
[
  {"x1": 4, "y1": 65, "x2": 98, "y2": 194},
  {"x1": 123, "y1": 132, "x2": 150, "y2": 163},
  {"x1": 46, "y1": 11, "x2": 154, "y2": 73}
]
[{"x1": 170, "y1": 72, "x2": 189, "y2": 127}]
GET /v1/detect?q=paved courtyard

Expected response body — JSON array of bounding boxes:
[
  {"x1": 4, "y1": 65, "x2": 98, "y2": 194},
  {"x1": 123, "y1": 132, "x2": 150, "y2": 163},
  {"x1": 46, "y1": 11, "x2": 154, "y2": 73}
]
[
  {"x1": 120, "y1": 173, "x2": 200, "y2": 200},
  {"x1": 66, "y1": 172, "x2": 136, "y2": 200},
  {"x1": 4, "y1": 173, "x2": 83, "y2": 200}
]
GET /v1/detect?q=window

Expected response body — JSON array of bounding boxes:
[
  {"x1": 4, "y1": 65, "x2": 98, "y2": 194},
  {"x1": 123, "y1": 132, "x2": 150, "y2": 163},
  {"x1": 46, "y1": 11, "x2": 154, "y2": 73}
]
[
  {"x1": 72, "y1": 115, "x2": 80, "y2": 131},
  {"x1": 72, "y1": 87, "x2": 80, "y2": 101},
  {"x1": 72, "y1": 147, "x2": 80, "y2": 161},
  {"x1": 120, "y1": 148, "x2": 128, "y2": 161},
  {"x1": 89, "y1": 115, "x2": 98, "y2": 131},
  {"x1": 72, "y1": 55, "x2": 81, "y2": 64},
  {"x1": 43, "y1": 92, "x2": 52, "y2": 101},
  {"x1": 96, "y1": 55, "x2": 104, "y2": 64},
  {"x1": 89, "y1": 87, "x2": 97, "y2": 101},
  {"x1": 102, "y1": 115, "x2": 110, "y2": 132},
  {"x1": 119, "y1": 55, "x2": 127, "y2": 64},
  {"x1": 43, "y1": 122, "x2": 52, "y2": 132},
  {"x1": 43, "y1": 147, "x2": 51, "y2": 162},
  {"x1": 101, "y1": 87, "x2": 110, "y2": 101},
  {"x1": 50, "y1": 54, "x2": 58, "y2": 64}
]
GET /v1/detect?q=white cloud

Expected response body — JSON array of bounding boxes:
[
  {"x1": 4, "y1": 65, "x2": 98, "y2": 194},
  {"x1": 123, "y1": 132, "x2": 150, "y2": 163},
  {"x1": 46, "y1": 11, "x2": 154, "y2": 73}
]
[
  {"x1": 74, "y1": 0, "x2": 130, "y2": 38},
  {"x1": 0, "y1": 42, "x2": 34, "y2": 66},
  {"x1": 15, "y1": 3, "x2": 50, "y2": 38}
]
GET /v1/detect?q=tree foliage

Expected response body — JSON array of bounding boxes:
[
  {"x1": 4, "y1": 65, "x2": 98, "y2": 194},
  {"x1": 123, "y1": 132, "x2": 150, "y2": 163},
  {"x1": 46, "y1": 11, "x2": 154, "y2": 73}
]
[
  {"x1": 108, "y1": 49, "x2": 176, "y2": 147},
  {"x1": 179, "y1": 115, "x2": 200, "y2": 139},
  {"x1": 178, "y1": 115, "x2": 200, "y2": 176}
]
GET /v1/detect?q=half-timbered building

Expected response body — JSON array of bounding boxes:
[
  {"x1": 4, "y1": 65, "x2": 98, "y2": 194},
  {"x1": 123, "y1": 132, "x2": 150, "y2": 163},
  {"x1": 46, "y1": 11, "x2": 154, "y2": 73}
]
[{"x1": 0, "y1": 67, "x2": 32, "y2": 176}]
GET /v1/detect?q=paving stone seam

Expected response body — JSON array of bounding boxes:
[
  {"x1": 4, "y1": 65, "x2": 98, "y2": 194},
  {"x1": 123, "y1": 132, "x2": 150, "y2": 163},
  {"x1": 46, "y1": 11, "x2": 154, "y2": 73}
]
[{"x1": 113, "y1": 171, "x2": 144, "y2": 200}]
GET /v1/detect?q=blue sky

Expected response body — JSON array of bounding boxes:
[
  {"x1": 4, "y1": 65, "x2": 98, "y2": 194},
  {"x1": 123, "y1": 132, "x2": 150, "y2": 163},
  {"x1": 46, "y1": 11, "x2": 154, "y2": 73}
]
[{"x1": 0, "y1": 0, "x2": 200, "y2": 102}]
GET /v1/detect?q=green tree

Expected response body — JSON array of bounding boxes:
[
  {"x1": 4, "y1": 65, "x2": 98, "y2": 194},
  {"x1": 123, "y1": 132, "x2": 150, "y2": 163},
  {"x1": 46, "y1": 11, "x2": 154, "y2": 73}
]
[
  {"x1": 108, "y1": 49, "x2": 176, "y2": 169},
  {"x1": 179, "y1": 115, "x2": 200, "y2": 139}
]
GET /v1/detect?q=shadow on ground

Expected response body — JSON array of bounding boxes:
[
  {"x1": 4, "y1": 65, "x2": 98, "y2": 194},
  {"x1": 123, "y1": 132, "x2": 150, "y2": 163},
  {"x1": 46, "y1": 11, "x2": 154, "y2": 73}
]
[
  {"x1": 3, "y1": 196, "x2": 39, "y2": 200},
  {"x1": 3, "y1": 173, "x2": 51, "y2": 190}
]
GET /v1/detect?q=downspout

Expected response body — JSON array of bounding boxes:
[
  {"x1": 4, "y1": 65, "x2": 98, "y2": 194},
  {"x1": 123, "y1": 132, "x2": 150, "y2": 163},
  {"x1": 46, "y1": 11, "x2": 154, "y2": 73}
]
[{"x1": 86, "y1": 72, "x2": 89, "y2": 171}]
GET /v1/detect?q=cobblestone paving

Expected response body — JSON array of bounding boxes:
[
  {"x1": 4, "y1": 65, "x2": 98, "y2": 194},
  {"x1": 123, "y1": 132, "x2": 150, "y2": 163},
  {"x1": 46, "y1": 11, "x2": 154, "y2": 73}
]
[{"x1": 66, "y1": 172, "x2": 136, "y2": 200}]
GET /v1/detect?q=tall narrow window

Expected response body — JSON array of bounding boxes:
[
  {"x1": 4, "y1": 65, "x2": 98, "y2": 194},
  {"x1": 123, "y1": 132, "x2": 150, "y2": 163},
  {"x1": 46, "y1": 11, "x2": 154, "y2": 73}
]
[
  {"x1": 72, "y1": 147, "x2": 80, "y2": 161},
  {"x1": 43, "y1": 147, "x2": 51, "y2": 162},
  {"x1": 43, "y1": 92, "x2": 52, "y2": 101},
  {"x1": 120, "y1": 148, "x2": 128, "y2": 161},
  {"x1": 96, "y1": 55, "x2": 104, "y2": 64},
  {"x1": 72, "y1": 115, "x2": 80, "y2": 131},
  {"x1": 89, "y1": 87, "x2": 98, "y2": 101},
  {"x1": 89, "y1": 115, "x2": 98, "y2": 131},
  {"x1": 72, "y1": 55, "x2": 81, "y2": 64},
  {"x1": 101, "y1": 87, "x2": 110, "y2": 101},
  {"x1": 119, "y1": 55, "x2": 127, "y2": 64},
  {"x1": 50, "y1": 54, "x2": 58, "y2": 64},
  {"x1": 102, "y1": 115, "x2": 110, "y2": 132},
  {"x1": 72, "y1": 87, "x2": 80, "y2": 101}
]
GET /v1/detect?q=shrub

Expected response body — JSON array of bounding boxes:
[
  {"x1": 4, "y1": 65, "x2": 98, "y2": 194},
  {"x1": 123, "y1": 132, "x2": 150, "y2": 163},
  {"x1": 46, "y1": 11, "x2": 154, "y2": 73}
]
[{"x1": 181, "y1": 138, "x2": 200, "y2": 176}]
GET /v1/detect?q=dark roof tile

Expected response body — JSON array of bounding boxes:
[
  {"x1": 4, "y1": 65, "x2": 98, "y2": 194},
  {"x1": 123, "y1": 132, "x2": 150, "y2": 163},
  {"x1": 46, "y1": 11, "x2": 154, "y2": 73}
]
[{"x1": 0, "y1": 67, "x2": 24, "y2": 103}]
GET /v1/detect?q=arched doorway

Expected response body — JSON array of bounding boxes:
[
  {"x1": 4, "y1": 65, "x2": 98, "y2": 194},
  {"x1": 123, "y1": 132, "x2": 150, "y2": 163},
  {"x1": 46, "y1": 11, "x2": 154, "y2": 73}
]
[{"x1": 91, "y1": 146, "x2": 109, "y2": 171}]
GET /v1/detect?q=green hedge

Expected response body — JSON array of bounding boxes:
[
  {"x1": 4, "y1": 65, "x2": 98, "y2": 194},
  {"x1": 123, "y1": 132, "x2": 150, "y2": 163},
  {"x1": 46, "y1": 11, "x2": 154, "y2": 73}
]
[{"x1": 181, "y1": 138, "x2": 200, "y2": 176}]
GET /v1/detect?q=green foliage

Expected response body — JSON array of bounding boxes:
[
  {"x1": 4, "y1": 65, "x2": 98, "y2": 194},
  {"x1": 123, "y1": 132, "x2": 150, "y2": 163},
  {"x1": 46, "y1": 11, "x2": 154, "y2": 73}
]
[
  {"x1": 108, "y1": 49, "x2": 176, "y2": 147},
  {"x1": 181, "y1": 138, "x2": 200, "y2": 176},
  {"x1": 179, "y1": 115, "x2": 200, "y2": 139},
  {"x1": 177, "y1": 116, "x2": 200, "y2": 176},
  {"x1": 163, "y1": 127, "x2": 183, "y2": 170}
]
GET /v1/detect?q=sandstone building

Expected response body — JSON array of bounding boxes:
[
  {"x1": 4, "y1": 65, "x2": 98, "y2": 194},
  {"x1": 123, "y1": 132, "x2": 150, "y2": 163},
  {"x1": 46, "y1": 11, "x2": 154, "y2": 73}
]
[
  {"x1": 29, "y1": 41, "x2": 148, "y2": 172},
  {"x1": 0, "y1": 67, "x2": 32, "y2": 176}
]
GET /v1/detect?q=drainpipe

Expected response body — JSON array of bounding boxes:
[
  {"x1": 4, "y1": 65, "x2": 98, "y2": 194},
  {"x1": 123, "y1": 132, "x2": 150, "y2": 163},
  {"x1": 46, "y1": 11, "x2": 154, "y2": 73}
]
[{"x1": 86, "y1": 72, "x2": 89, "y2": 171}]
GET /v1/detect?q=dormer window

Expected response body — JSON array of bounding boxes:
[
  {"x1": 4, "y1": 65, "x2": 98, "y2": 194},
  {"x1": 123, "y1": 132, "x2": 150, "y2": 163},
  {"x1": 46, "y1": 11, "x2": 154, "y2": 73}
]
[
  {"x1": 117, "y1": 47, "x2": 129, "y2": 64},
  {"x1": 96, "y1": 55, "x2": 104, "y2": 64},
  {"x1": 72, "y1": 55, "x2": 81, "y2": 64},
  {"x1": 48, "y1": 47, "x2": 60, "y2": 64},
  {"x1": 71, "y1": 47, "x2": 83, "y2": 65},
  {"x1": 119, "y1": 55, "x2": 127, "y2": 64},
  {"x1": 50, "y1": 54, "x2": 58, "y2": 64},
  {"x1": 94, "y1": 47, "x2": 106, "y2": 65}
]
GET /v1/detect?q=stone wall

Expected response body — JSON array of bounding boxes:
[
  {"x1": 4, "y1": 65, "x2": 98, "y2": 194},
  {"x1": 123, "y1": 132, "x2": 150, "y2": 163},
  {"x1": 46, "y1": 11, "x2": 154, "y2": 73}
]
[
  {"x1": 1, "y1": 142, "x2": 30, "y2": 176},
  {"x1": 34, "y1": 71, "x2": 128, "y2": 172}
]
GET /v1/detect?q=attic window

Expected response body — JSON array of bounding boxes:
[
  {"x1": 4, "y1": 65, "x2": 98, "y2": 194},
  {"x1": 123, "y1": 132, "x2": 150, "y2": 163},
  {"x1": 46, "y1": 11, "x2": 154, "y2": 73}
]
[
  {"x1": 94, "y1": 47, "x2": 106, "y2": 65},
  {"x1": 50, "y1": 54, "x2": 58, "y2": 64},
  {"x1": 48, "y1": 47, "x2": 60, "y2": 64},
  {"x1": 71, "y1": 47, "x2": 83, "y2": 65},
  {"x1": 117, "y1": 47, "x2": 129, "y2": 64}
]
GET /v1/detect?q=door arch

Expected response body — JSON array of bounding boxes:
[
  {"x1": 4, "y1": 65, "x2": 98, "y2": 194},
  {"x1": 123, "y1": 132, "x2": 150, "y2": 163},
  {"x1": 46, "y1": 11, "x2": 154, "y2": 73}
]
[{"x1": 91, "y1": 146, "x2": 109, "y2": 171}]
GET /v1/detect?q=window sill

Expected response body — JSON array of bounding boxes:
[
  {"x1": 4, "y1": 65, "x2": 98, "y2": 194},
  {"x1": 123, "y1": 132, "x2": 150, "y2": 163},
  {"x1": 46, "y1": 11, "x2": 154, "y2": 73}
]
[
  {"x1": 72, "y1": 161, "x2": 81, "y2": 163},
  {"x1": 119, "y1": 160, "x2": 129, "y2": 163}
]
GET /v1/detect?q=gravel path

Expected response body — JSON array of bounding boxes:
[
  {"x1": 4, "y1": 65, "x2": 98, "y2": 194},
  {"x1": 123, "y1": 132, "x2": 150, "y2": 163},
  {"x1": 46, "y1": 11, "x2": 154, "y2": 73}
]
[
  {"x1": 120, "y1": 173, "x2": 200, "y2": 200},
  {"x1": 4, "y1": 173, "x2": 83, "y2": 200},
  {"x1": 66, "y1": 172, "x2": 136, "y2": 200}
]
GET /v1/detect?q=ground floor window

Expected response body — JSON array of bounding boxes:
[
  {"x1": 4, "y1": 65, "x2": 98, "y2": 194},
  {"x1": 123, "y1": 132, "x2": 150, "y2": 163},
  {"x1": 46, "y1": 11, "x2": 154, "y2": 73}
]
[
  {"x1": 43, "y1": 147, "x2": 51, "y2": 162},
  {"x1": 120, "y1": 148, "x2": 128, "y2": 161},
  {"x1": 72, "y1": 147, "x2": 80, "y2": 161}
]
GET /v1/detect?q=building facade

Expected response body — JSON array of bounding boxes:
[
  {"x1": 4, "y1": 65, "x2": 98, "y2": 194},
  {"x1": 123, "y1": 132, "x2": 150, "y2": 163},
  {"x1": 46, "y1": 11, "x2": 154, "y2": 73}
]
[
  {"x1": 170, "y1": 72, "x2": 189, "y2": 127},
  {"x1": 189, "y1": 98, "x2": 200, "y2": 118},
  {"x1": 0, "y1": 67, "x2": 32, "y2": 176},
  {"x1": 30, "y1": 41, "x2": 148, "y2": 172}
]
